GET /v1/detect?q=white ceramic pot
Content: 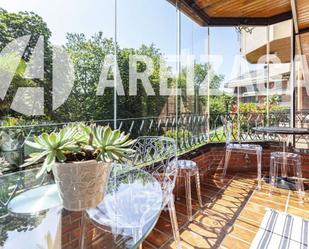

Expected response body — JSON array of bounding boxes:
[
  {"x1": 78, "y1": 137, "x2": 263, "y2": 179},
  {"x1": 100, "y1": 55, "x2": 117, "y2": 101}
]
[{"x1": 52, "y1": 160, "x2": 112, "y2": 211}]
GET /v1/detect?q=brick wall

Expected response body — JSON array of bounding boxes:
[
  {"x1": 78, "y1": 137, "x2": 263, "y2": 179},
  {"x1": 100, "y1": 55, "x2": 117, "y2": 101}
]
[
  {"x1": 62, "y1": 210, "x2": 110, "y2": 249},
  {"x1": 62, "y1": 211, "x2": 84, "y2": 249},
  {"x1": 179, "y1": 142, "x2": 309, "y2": 178}
]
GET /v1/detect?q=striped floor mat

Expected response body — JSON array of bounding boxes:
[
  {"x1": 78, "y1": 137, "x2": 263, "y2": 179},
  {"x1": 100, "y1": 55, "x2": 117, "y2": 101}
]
[{"x1": 250, "y1": 209, "x2": 309, "y2": 249}]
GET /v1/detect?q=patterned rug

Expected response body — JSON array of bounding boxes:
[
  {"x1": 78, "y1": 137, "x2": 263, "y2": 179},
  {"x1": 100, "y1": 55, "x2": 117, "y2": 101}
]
[{"x1": 250, "y1": 209, "x2": 309, "y2": 249}]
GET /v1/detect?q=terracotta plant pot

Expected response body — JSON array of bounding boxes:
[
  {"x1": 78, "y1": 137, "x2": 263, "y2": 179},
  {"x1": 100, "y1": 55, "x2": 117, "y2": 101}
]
[{"x1": 52, "y1": 160, "x2": 112, "y2": 211}]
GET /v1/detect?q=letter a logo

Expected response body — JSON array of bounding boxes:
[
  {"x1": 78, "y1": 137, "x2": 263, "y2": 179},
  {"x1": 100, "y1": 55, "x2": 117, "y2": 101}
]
[{"x1": 0, "y1": 35, "x2": 74, "y2": 116}]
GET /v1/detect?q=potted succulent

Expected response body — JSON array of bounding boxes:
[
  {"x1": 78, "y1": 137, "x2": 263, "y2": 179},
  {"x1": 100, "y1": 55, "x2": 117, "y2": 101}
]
[{"x1": 22, "y1": 123, "x2": 135, "y2": 211}]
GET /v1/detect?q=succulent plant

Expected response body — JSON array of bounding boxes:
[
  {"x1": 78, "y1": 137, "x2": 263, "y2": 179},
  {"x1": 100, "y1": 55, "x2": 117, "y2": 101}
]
[
  {"x1": 22, "y1": 124, "x2": 135, "y2": 177},
  {"x1": 93, "y1": 125, "x2": 135, "y2": 162}
]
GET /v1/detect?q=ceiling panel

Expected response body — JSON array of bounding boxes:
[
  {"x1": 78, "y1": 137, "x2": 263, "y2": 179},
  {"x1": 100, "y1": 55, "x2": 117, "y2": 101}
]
[
  {"x1": 199, "y1": 0, "x2": 290, "y2": 18},
  {"x1": 296, "y1": 0, "x2": 309, "y2": 30}
]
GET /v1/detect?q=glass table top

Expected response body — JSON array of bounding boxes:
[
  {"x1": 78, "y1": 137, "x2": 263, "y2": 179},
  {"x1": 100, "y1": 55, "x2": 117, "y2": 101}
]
[
  {"x1": 8, "y1": 184, "x2": 61, "y2": 215},
  {"x1": 0, "y1": 166, "x2": 163, "y2": 249},
  {"x1": 253, "y1": 127, "x2": 309, "y2": 135}
]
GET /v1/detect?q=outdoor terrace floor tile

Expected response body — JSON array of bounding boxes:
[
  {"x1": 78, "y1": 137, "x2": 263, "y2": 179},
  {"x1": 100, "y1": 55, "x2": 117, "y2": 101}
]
[{"x1": 144, "y1": 173, "x2": 309, "y2": 249}]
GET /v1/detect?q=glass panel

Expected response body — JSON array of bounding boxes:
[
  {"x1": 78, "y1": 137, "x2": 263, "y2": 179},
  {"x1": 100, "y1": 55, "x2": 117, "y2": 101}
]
[
  {"x1": 0, "y1": 1, "x2": 116, "y2": 123},
  {"x1": 240, "y1": 21, "x2": 292, "y2": 141},
  {"x1": 295, "y1": 33, "x2": 309, "y2": 149},
  {"x1": 117, "y1": 0, "x2": 177, "y2": 141},
  {"x1": 295, "y1": 33, "x2": 309, "y2": 128},
  {"x1": 268, "y1": 20, "x2": 292, "y2": 129},
  {"x1": 210, "y1": 27, "x2": 238, "y2": 142},
  {"x1": 180, "y1": 11, "x2": 208, "y2": 151},
  {"x1": 240, "y1": 26, "x2": 268, "y2": 140},
  {"x1": 0, "y1": 1, "x2": 115, "y2": 168}
]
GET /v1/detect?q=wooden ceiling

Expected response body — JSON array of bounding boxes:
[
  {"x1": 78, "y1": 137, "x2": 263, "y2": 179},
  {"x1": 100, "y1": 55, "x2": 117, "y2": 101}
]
[
  {"x1": 167, "y1": 0, "x2": 309, "y2": 69},
  {"x1": 167, "y1": 0, "x2": 292, "y2": 26},
  {"x1": 296, "y1": 0, "x2": 309, "y2": 31},
  {"x1": 299, "y1": 33, "x2": 309, "y2": 64},
  {"x1": 196, "y1": 0, "x2": 290, "y2": 18}
]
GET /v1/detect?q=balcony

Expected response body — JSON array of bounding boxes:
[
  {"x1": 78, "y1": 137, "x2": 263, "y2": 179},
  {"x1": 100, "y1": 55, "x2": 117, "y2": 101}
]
[
  {"x1": 1, "y1": 0, "x2": 309, "y2": 249},
  {"x1": 1, "y1": 112, "x2": 309, "y2": 248}
]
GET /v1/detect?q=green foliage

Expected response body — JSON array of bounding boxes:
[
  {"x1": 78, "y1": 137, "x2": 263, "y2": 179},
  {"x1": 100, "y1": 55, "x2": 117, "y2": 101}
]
[
  {"x1": 23, "y1": 126, "x2": 79, "y2": 177},
  {"x1": 180, "y1": 63, "x2": 224, "y2": 114},
  {"x1": 210, "y1": 130, "x2": 227, "y2": 142},
  {"x1": 22, "y1": 124, "x2": 135, "y2": 177},
  {"x1": 0, "y1": 8, "x2": 53, "y2": 117},
  {"x1": 0, "y1": 7, "x2": 288, "y2": 132},
  {"x1": 54, "y1": 34, "x2": 167, "y2": 121},
  {"x1": 93, "y1": 126, "x2": 135, "y2": 162},
  {"x1": 0, "y1": 8, "x2": 225, "y2": 122},
  {"x1": 0, "y1": 157, "x2": 10, "y2": 174},
  {"x1": 0, "y1": 118, "x2": 25, "y2": 168},
  {"x1": 209, "y1": 95, "x2": 227, "y2": 113},
  {"x1": 0, "y1": 117, "x2": 26, "y2": 153},
  {"x1": 239, "y1": 95, "x2": 286, "y2": 114},
  {"x1": 240, "y1": 102, "x2": 258, "y2": 113},
  {"x1": 165, "y1": 129, "x2": 192, "y2": 144}
]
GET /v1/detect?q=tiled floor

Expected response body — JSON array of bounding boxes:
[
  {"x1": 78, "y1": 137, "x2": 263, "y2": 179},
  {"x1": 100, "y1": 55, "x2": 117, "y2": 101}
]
[{"x1": 145, "y1": 172, "x2": 309, "y2": 249}]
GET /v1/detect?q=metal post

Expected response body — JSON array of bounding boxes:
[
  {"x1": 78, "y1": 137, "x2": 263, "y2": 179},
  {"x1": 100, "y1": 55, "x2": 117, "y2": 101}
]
[
  {"x1": 291, "y1": 24, "x2": 296, "y2": 129},
  {"x1": 113, "y1": 0, "x2": 118, "y2": 129},
  {"x1": 291, "y1": 22, "x2": 296, "y2": 146},
  {"x1": 176, "y1": 0, "x2": 181, "y2": 149},
  {"x1": 237, "y1": 30, "x2": 241, "y2": 141},
  {"x1": 266, "y1": 25, "x2": 270, "y2": 128},
  {"x1": 207, "y1": 27, "x2": 210, "y2": 142}
]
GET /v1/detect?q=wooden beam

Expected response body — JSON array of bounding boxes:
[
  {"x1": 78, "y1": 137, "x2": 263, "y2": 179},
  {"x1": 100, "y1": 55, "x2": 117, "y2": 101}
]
[
  {"x1": 209, "y1": 17, "x2": 268, "y2": 26},
  {"x1": 299, "y1": 27, "x2": 309, "y2": 34},
  {"x1": 166, "y1": 0, "x2": 207, "y2": 26},
  {"x1": 182, "y1": 0, "x2": 211, "y2": 25},
  {"x1": 290, "y1": 0, "x2": 302, "y2": 54},
  {"x1": 290, "y1": 0, "x2": 309, "y2": 115},
  {"x1": 268, "y1": 11, "x2": 293, "y2": 25},
  {"x1": 295, "y1": 0, "x2": 309, "y2": 35},
  {"x1": 209, "y1": 11, "x2": 292, "y2": 26},
  {"x1": 290, "y1": 0, "x2": 299, "y2": 33}
]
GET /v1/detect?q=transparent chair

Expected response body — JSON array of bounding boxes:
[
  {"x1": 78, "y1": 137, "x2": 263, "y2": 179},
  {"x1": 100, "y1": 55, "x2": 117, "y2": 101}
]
[
  {"x1": 175, "y1": 160, "x2": 203, "y2": 221},
  {"x1": 269, "y1": 152, "x2": 304, "y2": 202},
  {"x1": 129, "y1": 136, "x2": 181, "y2": 248},
  {"x1": 84, "y1": 136, "x2": 181, "y2": 249},
  {"x1": 221, "y1": 117, "x2": 262, "y2": 189}
]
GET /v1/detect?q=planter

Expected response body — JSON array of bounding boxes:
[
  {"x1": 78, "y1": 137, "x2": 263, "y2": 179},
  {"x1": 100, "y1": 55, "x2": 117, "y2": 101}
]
[{"x1": 52, "y1": 160, "x2": 112, "y2": 211}]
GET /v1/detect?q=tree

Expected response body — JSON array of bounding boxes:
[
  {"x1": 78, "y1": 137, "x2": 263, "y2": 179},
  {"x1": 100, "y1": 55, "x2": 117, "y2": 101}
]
[
  {"x1": 179, "y1": 63, "x2": 224, "y2": 115},
  {"x1": 194, "y1": 63, "x2": 223, "y2": 90},
  {"x1": 54, "y1": 32, "x2": 115, "y2": 121},
  {"x1": 0, "y1": 8, "x2": 53, "y2": 118},
  {"x1": 54, "y1": 33, "x2": 168, "y2": 121},
  {"x1": 117, "y1": 44, "x2": 167, "y2": 119},
  {"x1": 0, "y1": 8, "x2": 224, "y2": 123}
]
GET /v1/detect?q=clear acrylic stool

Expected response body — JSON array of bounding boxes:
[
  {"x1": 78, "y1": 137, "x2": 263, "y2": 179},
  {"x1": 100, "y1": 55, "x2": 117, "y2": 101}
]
[
  {"x1": 222, "y1": 143, "x2": 263, "y2": 190},
  {"x1": 176, "y1": 160, "x2": 203, "y2": 221},
  {"x1": 269, "y1": 152, "x2": 304, "y2": 202},
  {"x1": 221, "y1": 117, "x2": 263, "y2": 189}
]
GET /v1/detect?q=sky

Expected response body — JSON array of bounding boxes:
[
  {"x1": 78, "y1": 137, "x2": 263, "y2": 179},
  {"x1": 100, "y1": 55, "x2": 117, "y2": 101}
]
[{"x1": 0, "y1": 0, "x2": 241, "y2": 82}]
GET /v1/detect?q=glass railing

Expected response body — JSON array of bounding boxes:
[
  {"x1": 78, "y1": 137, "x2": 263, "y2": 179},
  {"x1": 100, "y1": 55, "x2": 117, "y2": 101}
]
[{"x1": 1, "y1": 110, "x2": 309, "y2": 173}]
